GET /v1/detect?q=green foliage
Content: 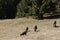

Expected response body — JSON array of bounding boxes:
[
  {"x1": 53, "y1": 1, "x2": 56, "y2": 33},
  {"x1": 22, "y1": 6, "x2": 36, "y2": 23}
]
[
  {"x1": 17, "y1": 0, "x2": 57, "y2": 18},
  {"x1": 0, "y1": 0, "x2": 58, "y2": 19}
]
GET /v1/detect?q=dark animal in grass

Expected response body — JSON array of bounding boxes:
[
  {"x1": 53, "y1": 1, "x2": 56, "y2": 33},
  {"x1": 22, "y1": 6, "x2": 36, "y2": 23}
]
[
  {"x1": 26, "y1": 27, "x2": 28, "y2": 31},
  {"x1": 54, "y1": 21, "x2": 56, "y2": 27},
  {"x1": 53, "y1": 21, "x2": 59, "y2": 27},
  {"x1": 34, "y1": 25, "x2": 38, "y2": 32},
  {"x1": 20, "y1": 27, "x2": 28, "y2": 36}
]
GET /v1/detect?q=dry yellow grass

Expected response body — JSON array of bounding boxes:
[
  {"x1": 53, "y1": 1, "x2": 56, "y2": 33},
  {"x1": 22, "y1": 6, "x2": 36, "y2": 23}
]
[{"x1": 0, "y1": 18, "x2": 60, "y2": 40}]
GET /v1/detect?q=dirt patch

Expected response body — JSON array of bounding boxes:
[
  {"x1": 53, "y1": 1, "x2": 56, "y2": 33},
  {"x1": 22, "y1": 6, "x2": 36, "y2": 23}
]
[{"x1": 0, "y1": 18, "x2": 60, "y2": 40}]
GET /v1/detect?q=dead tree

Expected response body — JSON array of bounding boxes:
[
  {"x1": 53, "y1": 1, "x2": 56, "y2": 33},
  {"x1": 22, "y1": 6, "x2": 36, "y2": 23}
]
[{"x1": 20, "y1": 27, "x2": 28, "y2": 36}]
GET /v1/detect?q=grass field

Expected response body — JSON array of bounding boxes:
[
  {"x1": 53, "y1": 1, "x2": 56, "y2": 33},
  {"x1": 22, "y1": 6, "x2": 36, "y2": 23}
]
[{"x1": 0, "y1": 18, "x2": 60, "y2": 40}]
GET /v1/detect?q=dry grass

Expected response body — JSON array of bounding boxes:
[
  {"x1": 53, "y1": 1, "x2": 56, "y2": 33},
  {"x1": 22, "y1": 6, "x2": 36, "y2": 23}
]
[{"x1": 0, "y1": 18, "x2": 60, "y2": 40}]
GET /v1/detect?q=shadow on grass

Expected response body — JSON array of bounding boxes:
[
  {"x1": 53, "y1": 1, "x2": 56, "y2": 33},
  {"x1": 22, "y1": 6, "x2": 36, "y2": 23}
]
[
  {"x1": 44, "y1": 15, "x2": 60, "y2": 19},
  {"x1": 54, "y1": 26, "x2": 60, "y2": 28}
]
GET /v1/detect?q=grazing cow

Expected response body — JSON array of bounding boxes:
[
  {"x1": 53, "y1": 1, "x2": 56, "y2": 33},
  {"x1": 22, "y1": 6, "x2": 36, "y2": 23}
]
[
  {"x1": 34, "y1": 25, "x2": 37, "y2": 32},
  {"x1": 20, "y1": 27, "x2": 28, "y2": 36}
]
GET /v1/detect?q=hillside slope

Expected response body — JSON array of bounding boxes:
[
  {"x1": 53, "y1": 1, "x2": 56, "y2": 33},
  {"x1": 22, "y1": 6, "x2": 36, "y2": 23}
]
[{"x1": 0, "y1": 18, "x2": 60, "y2": 40}]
